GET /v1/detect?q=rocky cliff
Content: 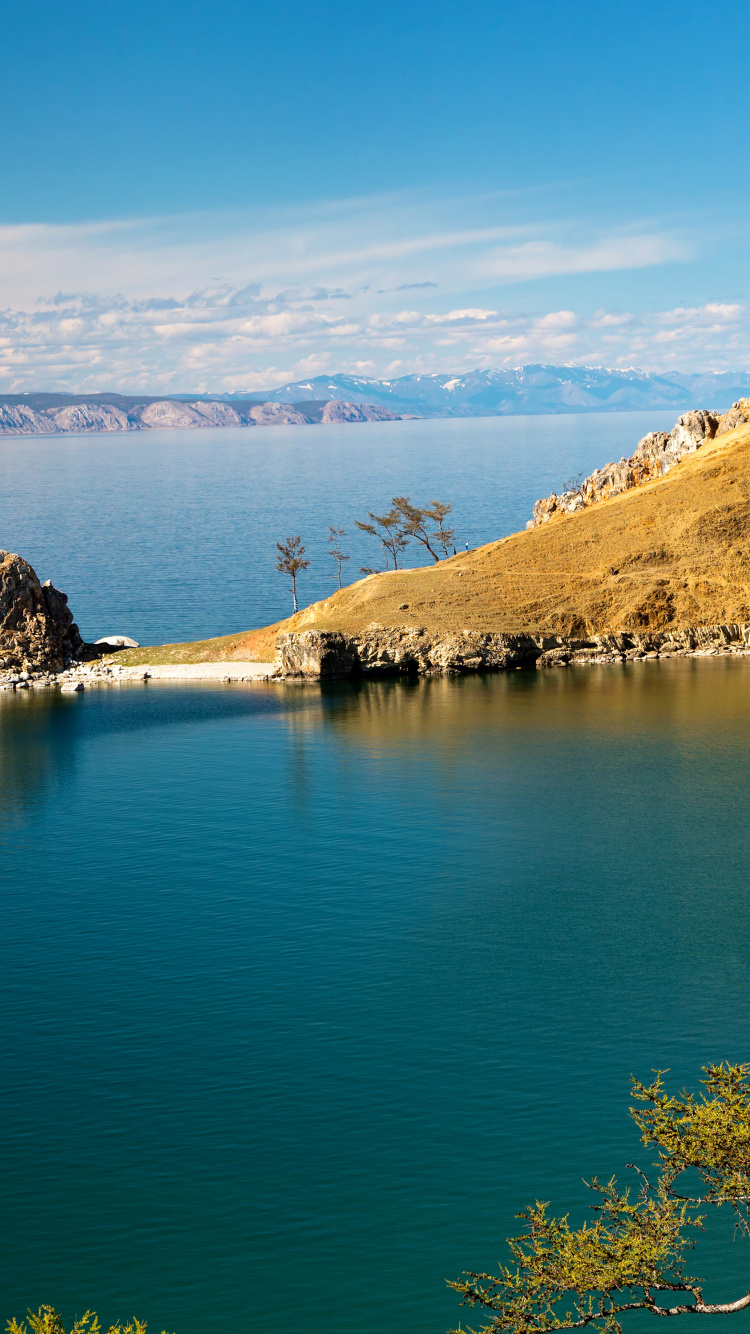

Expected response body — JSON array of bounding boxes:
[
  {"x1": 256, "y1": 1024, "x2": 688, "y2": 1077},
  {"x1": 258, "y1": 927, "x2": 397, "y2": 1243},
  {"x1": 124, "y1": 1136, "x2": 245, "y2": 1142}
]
[
  {"x1": 276, "y1": 624, "x2": 750, "y2": 677},
  {"x1": 0, "y1": 551, "x2": 85, "y2": 672},
  {"x1": 0, "y1": 396, "x2": 401, "y2": 436},
  {"x1": 529, "y1": 400, "x2": 750, "y2": 526}
]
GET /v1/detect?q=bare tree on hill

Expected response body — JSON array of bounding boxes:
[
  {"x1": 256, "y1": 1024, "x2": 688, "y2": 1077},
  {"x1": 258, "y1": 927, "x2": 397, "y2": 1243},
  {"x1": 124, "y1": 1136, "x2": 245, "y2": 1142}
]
[
  {"x1": 562, "y1": 470, "x2": 585, "y2": 494},
  {"x1": 423, "y1": 499, "x2": 455, "y2": 557},
  {"x1": 391, "y1": 496, "x2": 441, "y2": 561},
  {"x1": 327, "y1": 525, "x2": 350, "y2": 588},
  {"x1": 355, "y1": 507, "x2": 409, "y2": 570},
  {"x1": 275, "y1": 535, "x2": 310, "y2": 613}
]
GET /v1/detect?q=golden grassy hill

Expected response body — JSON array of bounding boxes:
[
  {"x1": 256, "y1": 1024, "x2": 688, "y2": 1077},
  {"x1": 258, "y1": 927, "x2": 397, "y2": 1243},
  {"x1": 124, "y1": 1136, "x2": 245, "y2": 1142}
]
[
  {"x1": 112, "y1": 418, "x2": 750, "y2": 667},
  {"x1": 280, "y1": 418, "x2": 750, "y2": 641}
]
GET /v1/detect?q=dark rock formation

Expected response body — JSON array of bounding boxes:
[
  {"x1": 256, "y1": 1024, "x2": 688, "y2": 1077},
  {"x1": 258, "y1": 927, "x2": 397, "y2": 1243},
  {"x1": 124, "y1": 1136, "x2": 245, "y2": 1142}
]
[
  {"x1": 0, "y1": 551, "x2": 85, "y2": 672},
  {"x1": 529, "y1": 402, "x2": 750, "y2": 528},
  {"x1": 276, "y1": 623, "x2": 750, "y2": 678}
]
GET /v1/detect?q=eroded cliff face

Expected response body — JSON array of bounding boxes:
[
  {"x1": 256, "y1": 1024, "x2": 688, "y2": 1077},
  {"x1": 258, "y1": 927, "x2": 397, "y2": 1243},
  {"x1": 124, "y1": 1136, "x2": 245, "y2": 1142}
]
[
  {"x1": 529, "y1": 401, "x2": 750, "y2": 527},
  {"x1": 275, "y1": 624, "x2": 750, "y2": 678},
  {"x1": 319, "y1": 401, "x2": 402, "y2": 423},
  {"x1": 0, "y1": 551, "x2": 85, "y2": 672}
]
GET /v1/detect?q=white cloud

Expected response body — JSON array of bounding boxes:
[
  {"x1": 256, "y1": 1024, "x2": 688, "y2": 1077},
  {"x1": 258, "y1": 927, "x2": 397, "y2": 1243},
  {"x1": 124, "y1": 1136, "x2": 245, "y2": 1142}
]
[
  {"x1": 0, "y1": 190, "x2": 738, "y2": 389},
  {"x1": 0, "y1": 291, "x2": 745, "y2": 392},
  {"x1": 534, "y1": 310, "x2": 578, "y2": 329},
  {"x1": 479, "y1": 234, "x2": 690, "y2": 283}
]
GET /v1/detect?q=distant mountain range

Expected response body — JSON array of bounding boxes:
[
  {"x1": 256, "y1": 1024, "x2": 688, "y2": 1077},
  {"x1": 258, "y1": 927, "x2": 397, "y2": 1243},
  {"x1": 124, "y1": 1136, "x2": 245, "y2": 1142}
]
[
  {"x1": 217, "y1": 366, "x2": 750, "y2": 417},
  {"x1": 2, "y1": 366, "x2": 750, "y2": 437},
  {"x1": 0, "y1": 395, "x2": 399, "y2": 436}
]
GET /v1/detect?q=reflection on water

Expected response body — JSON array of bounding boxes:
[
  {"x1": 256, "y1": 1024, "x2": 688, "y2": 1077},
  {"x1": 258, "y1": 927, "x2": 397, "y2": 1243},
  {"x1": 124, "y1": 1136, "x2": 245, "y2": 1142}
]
[
  {"x1": 2, "y1": 664, "x2": 750, "y2": 1334},
  {"x1": 6, "y1": 656, "x2": 747, "y2": 821},
  {"x1": 315, "y1": 655, "x2": 750, "y2": 749},
  {"x1": 0, "y1": 689, "x2": 81, "y2": 830},
  {"x1": 0, "y1": 681, "x2": 311, "y2": 822}
]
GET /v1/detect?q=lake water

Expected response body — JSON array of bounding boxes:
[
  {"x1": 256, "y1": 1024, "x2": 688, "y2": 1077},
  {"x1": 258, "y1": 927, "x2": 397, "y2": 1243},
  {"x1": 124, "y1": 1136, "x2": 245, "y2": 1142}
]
[
  {"x1": 0, "y1": 412, "x2": 678, "y2": 642},
  {"x1": 4, "y1": 413, "x2": 750, "y2": 1334}
]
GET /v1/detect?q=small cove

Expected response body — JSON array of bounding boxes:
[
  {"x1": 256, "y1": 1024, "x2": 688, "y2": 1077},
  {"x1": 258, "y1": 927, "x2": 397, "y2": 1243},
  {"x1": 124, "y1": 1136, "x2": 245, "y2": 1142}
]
[
  {"x1": 3, "y1": 662, "x2": 750, "y2": 1334},
  {"x1": 3, "y1": 413, "x2": 748, "y2": 1334}
]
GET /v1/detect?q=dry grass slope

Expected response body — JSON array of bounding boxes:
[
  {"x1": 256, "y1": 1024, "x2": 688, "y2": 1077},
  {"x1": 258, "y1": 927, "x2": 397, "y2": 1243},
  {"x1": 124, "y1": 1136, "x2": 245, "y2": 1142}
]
[
  {"x1": 277, "y1": 419, "x2": 750, "y2": 639},
  {"x1": 107, "y1": 623, "x2": 282, "y2": 667},
  {"x1": 114, "y1": 419, "x2": 750, "y2": 664}
]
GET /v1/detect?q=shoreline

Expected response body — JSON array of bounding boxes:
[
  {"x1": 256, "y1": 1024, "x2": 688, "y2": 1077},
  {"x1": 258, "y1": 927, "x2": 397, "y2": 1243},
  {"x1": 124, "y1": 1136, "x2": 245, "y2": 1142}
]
[
  {"x1": 0, "y1": 660, "x2": 278, "y2": 691},
  {"x1": 3, "y1": 627, "x2": 750, "y2": 692}
]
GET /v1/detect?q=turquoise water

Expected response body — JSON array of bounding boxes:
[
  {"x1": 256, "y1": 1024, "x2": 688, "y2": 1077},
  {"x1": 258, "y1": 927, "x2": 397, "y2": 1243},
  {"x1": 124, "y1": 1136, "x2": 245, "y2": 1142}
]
[
  {"x1": 2, "y1": 413, "x2": 749, "y2": 1334},
  {"x1": 3, "y1": 665, "x2": 750, "y2": 1333}
]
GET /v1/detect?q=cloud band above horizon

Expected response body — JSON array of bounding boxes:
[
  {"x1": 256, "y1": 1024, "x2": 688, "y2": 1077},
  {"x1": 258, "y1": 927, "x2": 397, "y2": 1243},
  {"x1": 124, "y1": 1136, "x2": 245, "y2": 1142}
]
[{"x1": 0, "y1": 192, "x2": 744, "y2": 392}]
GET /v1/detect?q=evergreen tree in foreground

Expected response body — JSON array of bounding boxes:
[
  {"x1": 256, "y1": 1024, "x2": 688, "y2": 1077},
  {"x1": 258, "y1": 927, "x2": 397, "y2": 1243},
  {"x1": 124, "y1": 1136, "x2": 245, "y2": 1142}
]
[
  {"x1": 7, "y1": 1310, "x2": 166, "y2": 1334},
  {"x1": 451, "y1": 1064, "x2": 750, "y2": 1334}
]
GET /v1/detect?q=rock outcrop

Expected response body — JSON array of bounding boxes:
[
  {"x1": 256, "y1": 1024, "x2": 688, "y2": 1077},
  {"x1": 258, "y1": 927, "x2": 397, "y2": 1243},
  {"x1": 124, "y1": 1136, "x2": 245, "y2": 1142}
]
[
  {"x1": 51, "y1": 403, "x2": 135, "y2": 433},
  {"x1": 278, "y1": 627, "x2": 557, "y2": 677},
  {"x1": 276, "y1": 623, "x2": 750, "y2": 678},
  {"x1": 0, "y1": 551, "x2": 85, "y2": 672},
  {"x1": 245, "y1": 402, "x2": 312, "y2": 426},
  {"x1": 319, "y1": 401, "x2": 401, "y2": 424},
  {"x1": 94, "y1": 635, "x2": 140, "y2": 649},
  {"x1": 529, "y1": 401, "x2": 750, "y2": 527}
]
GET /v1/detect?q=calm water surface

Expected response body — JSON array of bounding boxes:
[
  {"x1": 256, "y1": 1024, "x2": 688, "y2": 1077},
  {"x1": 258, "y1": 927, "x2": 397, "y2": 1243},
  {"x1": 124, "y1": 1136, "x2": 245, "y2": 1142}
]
[
  {"x1": 2, "y1": 415, "x2": 749, "y2": 1334},
  {"x1": 0, "y1": 412, "x2": 677, "y2": 641}
]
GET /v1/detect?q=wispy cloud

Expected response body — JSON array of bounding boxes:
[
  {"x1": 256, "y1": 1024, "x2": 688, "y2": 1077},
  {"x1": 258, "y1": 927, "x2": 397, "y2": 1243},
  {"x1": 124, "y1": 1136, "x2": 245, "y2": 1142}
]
[{"x1": 0, "y1": 190, "x2": 733, "y2": 390}]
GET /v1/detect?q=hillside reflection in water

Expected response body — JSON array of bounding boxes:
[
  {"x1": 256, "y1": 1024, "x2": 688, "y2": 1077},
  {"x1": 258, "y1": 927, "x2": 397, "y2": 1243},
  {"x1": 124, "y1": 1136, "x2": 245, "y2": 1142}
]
[{"x1": 2, "y1": 663, "x2": 750, "y2": 1334}]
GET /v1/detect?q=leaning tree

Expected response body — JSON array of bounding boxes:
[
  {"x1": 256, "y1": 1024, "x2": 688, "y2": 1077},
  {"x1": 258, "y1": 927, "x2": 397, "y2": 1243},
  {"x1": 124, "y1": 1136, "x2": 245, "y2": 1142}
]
[
  {"x1": 355, "y1": 507, "x2": 409, "y2": 572},
  {"x1": 451, "y1": 1064, "x2": 750, "y2": 1334}
]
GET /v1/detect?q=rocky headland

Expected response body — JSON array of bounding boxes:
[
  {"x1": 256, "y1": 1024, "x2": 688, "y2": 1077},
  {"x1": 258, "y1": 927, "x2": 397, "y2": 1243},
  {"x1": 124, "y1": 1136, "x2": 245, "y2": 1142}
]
[
  {"x1": 261, "y1": 399, "x2": 750, "y2": 677},
  {"x1": 8, "y1": 400, "x2": 750, "y2": 689},
  {"x1": 0, "y1": 551, "x2": 86, "y2": 676},
  {"x1": 0, "y1": 394, "x2": 402, "y2": 437}
]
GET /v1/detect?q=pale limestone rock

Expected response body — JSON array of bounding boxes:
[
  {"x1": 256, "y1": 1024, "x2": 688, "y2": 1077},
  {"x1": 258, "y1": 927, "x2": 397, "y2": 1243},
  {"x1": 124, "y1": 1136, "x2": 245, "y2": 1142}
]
[
  {"x1": 716, "y1": 398, "x2": 750, "y2": 436},
  {"x1": 529, "y1": 408, "x2": 724, "y2": 527},
  {"x1": 51, "y1": 404, "x2": 134, "y2": 432},
  {"x1": 139, "y1": 401, "x2": 209, "y2": 428},
  {"x1": 320, "y1": 400, "x2": 400, "y2": 423},
  {"x1": 184, "y1": 401, "x2": 245, "y2": 427},
  {"x1": 0, "y1": 403, "x2": 55, "y2": 434},
  {"x1": 247, "y1": 402, "x2": 312, "y2": 425}
]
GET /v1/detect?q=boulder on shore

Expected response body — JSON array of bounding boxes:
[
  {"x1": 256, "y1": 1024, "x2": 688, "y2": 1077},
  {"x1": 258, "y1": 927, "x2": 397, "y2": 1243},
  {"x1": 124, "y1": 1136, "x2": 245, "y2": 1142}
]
[
  {"x1": 95, "y1": 635, "x2": 140, "y2": 649},
  {"x1": 0, "y1": 550, "x2": 85, "y2": 673}
]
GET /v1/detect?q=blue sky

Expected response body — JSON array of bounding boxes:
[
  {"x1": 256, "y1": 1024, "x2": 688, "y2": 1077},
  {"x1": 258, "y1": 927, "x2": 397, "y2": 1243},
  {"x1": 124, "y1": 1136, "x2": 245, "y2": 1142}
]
[{"x1": 1, "y1": 0, "x2": 749, "y2": 391}]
